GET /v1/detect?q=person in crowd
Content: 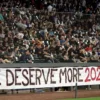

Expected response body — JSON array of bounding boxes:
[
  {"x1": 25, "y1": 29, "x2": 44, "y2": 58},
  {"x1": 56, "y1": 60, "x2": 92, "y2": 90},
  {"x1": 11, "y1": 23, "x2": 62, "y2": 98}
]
[
  {"x1": 0, "y1": 0, "x2": 100, "y2": 63},
  {"x1": 19, "y1": 49, "x2": 34, "y2": 63}
]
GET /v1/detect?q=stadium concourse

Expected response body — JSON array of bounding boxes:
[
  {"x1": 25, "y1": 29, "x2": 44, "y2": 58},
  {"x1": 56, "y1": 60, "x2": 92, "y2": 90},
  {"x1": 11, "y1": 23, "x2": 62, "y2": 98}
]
[{"x1": 0, "y1": 0, "x2": 100, "y2": 64}]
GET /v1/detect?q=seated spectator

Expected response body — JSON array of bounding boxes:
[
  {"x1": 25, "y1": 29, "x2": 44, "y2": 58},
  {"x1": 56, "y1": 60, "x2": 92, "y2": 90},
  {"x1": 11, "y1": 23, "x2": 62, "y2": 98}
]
[
  {"x1": 90, "y1": 51, "x2": 99, "y2": 62},
  {"x1": 62, "y1": 51, "x2": 69, "y2": 61},
  {"x1": 0, "y1": 58, "x2": 5, "y2": 63},
  {"x1": 78, "y1": 49, "x2": 88, "y2": 63},
  {"x1": 19, "y1": 50, "x2": 33, "y2": 63},
  {"x1": 43, "y1": 45, "x2": 54, "y2": 63}
]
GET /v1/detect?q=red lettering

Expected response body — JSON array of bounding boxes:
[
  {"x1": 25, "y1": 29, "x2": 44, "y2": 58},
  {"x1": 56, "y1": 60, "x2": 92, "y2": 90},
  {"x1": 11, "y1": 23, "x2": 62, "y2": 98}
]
[
  {"x1": 91, "y1": 67, "x2": 96, "y2": 81},
  {"x1": 85, "y1": 68, "x2": 91, "y2": 82},
  {"x1": 96, "y1": 67, "x2": 100, "y2": 81}
]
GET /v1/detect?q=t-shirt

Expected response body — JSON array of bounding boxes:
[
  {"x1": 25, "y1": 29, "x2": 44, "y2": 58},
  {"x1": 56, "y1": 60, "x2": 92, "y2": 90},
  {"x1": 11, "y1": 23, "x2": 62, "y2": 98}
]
[{"x1": 47, "y1": 5, "x2": 53, "y2": 12}]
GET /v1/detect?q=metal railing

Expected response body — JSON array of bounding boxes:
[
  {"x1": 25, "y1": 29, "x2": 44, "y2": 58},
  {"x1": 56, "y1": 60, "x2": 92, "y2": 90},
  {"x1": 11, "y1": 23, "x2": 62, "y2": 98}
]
[{"x1": 0, "y1": 62, "x2": 100, "y2": 68}]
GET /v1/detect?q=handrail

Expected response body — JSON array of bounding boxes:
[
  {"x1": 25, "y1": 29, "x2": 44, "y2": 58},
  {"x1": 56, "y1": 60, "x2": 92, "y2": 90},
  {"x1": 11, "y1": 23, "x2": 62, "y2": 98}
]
[{"x1": 0, "y1": 62, "x2": 100, "y2": 68}]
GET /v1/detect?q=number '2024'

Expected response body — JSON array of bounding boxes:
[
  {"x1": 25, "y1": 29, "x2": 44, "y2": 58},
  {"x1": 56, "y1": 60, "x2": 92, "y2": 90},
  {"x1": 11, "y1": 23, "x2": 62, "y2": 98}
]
[{"x1": 85, "y1": 67, "x2": 100, "y2": 82}]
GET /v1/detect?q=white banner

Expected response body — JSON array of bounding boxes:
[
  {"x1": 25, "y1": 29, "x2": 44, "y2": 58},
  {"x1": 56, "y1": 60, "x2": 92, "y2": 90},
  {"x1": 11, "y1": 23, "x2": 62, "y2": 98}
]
[{"x1": 0, "y1": 67, "x2": 100, "y2": 90}]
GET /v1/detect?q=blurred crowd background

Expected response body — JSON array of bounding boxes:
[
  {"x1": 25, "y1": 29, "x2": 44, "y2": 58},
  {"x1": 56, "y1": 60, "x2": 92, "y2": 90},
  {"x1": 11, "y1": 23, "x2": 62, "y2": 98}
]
[{"x1": 0, "y1": 0, "x2": 100, "y2": 63}]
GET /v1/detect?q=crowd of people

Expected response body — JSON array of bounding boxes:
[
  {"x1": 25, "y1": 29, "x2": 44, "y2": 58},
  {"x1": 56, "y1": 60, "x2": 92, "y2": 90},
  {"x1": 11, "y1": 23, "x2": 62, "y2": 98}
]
[
  {"x1": 0, "y1": 0, "x2": 100, "y2": 13},
  {"x1": 0, "y1": 0, "x2": 100, "y2": 63}
]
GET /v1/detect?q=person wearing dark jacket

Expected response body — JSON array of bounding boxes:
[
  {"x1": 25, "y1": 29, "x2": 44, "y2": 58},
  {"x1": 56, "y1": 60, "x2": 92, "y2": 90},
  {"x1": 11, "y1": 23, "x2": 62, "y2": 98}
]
[{"x1": 20, "y1": 50, "x2": 33, "y2": 63}]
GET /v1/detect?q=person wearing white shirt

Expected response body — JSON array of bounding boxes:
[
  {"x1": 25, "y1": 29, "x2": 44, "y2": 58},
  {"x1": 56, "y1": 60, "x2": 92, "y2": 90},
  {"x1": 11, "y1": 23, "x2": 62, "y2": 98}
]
[{"x1": 47, "y1": 5, "x2": 53, "y2": 12}]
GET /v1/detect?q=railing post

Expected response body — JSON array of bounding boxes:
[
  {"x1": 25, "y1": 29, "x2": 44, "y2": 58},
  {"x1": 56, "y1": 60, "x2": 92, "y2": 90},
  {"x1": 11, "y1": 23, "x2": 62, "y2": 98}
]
[
  {"x1": 75, "y1": 83, "x2": 78, "y2": 98},
  {"x1": 16, "y1": 89, "x2": 18, "y2": 94},
  {"x1": 11, "y1": 89, "x2": 14, "y2": 94}
]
